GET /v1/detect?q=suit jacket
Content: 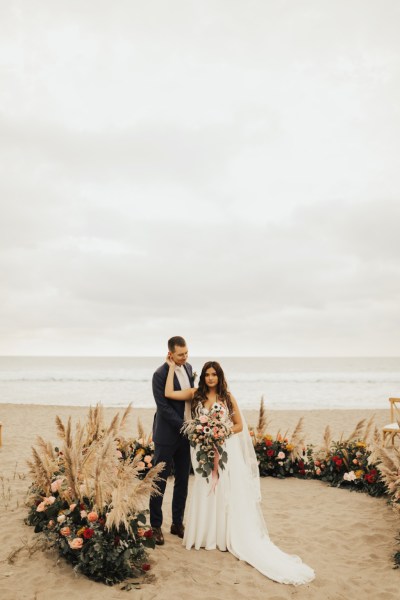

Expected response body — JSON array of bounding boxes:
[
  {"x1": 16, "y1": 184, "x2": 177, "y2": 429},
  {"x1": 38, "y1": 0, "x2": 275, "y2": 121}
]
[{"x1": 152, "y1": 362, "x2": 194, "y2": 446}]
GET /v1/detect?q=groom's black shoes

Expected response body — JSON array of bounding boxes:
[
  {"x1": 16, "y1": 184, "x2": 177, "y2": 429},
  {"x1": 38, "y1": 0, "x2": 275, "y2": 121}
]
[
  {"x1": 170, "y1": 523, "x2": 185, "y2": 538},
  {"x1": 152, "y1": 527, "x2": 164, "y2": 545}
]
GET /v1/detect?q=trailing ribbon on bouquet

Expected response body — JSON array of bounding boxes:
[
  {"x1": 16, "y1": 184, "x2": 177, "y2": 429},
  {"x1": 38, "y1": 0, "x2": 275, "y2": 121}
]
[{"x1": 208, "y1": 447, "x2": 220, "y2": 495}]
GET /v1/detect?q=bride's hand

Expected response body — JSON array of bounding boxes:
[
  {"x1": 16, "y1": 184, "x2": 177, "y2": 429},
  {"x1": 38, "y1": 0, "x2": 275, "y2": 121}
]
[{"x1": 166, "y1": 355, "x2": 175, "y2": 368}]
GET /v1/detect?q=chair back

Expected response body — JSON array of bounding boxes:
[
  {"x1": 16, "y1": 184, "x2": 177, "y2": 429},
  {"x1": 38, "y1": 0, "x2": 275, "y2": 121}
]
[{"x1": 389, "y1": 398, "x2": 400, "y2": 425}]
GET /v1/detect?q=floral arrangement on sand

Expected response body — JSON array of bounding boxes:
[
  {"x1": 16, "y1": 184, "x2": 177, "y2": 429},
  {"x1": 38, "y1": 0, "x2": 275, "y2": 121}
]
[
  {"x1": 26, "y1": 405, "x2": 163, "y2": 585},
  {"x1": 308, "y1": 418, "x2": 387, "y2": 497},
  {"x1": 249, "y1": 397, "x2": 311, "y2": 478}
]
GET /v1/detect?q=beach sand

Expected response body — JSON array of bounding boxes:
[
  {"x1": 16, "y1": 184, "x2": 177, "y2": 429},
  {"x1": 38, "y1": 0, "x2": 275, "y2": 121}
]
[{"x1": 0, "y1": 404, "x2": 399, "y2": 600}]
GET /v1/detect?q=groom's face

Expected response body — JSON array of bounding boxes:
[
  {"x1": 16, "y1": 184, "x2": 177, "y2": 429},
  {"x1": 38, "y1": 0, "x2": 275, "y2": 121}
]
[{"x1": 170, "y1": 345, "x2": 188, "y2": 366}]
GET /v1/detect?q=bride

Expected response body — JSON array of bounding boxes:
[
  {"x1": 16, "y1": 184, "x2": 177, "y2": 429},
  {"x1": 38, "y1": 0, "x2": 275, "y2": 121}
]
[{"x1": 164, "y1": 358, "x2": 315, "y2": 586}]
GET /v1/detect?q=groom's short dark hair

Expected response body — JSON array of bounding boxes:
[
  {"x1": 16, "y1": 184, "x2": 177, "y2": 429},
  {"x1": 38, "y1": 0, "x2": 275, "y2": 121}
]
[{"x1": 168, "y1": 336, "x2": 187, "y2": 351}]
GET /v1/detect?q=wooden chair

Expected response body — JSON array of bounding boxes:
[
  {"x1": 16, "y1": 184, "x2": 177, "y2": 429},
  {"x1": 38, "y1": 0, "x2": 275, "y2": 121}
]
[{"x1": 382, "y1": 398, "x2": 400, "y2": 446}]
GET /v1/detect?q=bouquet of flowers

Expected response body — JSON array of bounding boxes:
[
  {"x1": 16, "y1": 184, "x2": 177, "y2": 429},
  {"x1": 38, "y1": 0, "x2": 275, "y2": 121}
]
[{"x1": 182, "y1": 402, "x2": 233, "y2": 486}]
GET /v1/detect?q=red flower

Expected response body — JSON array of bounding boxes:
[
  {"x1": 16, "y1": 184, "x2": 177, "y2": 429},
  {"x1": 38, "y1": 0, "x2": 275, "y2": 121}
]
[
  {"x1": 298, "y1": 460, "x2": 304, "y2": 469},
  {"x1": 80, "y1": 503, "x2": 86, "y2": 510},
  {"x1": 114, "y1": 536, "x2": 120, "y2": 546},
  {"x1": 267, "y1": 449, "x2": 274, "y2": 457},
  {"x1": 144, "y1": 529, "x2": 153, "y2": 538},
  {"x1": 83, "y1": 528, "x2": 95, "y2": 539},
  {"x1": 265, "y1": 439, "x2": 273, "y2": 447},
  {"x1": 98, "y1": 517, "x2": 105, "y2": 527},
  {"x1": 142, "y1": 563, "x2": 151, "y2": 572},
  {"x1": 299, "y1": 470, "x2": 306, "y2": 476},
  {"x1": 364, "y1": 470, "x2": 377, "y2": 484}
]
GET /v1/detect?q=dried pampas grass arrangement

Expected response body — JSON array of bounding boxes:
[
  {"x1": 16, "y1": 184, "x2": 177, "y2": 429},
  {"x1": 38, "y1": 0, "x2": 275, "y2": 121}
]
[{"x1": 28, "y1": 403, "x2": 163, "y2": 533}]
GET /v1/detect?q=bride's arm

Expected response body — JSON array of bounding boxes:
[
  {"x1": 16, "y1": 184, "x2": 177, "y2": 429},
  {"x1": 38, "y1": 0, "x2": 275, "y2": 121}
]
[
  {"x1": 165, "y1": 358, "x2": 196, "y2": 401},
  {"x1": 229, "y1": 394, "x2": 243, "y2": 433}
]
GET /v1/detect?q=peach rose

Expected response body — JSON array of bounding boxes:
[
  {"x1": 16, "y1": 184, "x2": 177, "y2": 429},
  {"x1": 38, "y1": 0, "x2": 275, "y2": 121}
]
[
  {"x1": 60, "y1": 526, "x2": 71, "y2": 536},
  {"x1": 69, "y1": 503, "x2": 77, "y2": 511},
  {"x1": 137, "y1": 461, "x2": 146, "y2": 469},
  {"x1": 80, "y1": 510, "x2": 87, "y2": 518},
  {"x1": 46, "y1": 496, "x2": 56, "y2": 505},
  {"x1": 87, "y1": 511, "x2": 98, "y2": 522},
  {"x1": 57, "y1": 514, "x2": 66, "y2": 523},
  {"x1": 36, "y1": 502, "x2": 46, "y2": 512},
  {"x1": 144, "y1": 455, "x2": 152, "y2": 463},
  {"x1": 148, "y1": 463, "x2": 153, "y2": 468},
  {"x1": 50, "y1": 478, "x2": 63, "y2": 493},
  {"x1": 69, "y1": 537, "x2": 83, "y2": 550},
  {"x1": 199, "y1": 415, "x2": 208, "y2": 424}
]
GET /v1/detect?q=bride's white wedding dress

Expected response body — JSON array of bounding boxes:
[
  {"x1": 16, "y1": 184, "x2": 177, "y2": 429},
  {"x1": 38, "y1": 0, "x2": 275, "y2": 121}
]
[{"x1": 183, "y1": 406, "x2": 315, "y2": 586}]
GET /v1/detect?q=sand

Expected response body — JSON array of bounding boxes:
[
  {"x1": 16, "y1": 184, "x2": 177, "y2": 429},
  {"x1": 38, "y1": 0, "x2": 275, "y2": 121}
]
[{"x1": 0, "y1": 404, "x2": 399, "y2": 600}]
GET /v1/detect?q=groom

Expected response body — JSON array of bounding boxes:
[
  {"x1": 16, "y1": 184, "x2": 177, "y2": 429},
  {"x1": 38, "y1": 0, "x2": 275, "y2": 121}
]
[{"x1": 150, "y1": 336, "x2": 194, "y2": 545}]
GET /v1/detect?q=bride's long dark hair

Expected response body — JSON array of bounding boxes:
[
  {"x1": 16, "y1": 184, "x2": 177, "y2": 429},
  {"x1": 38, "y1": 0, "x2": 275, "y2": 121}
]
[{"x1": 192, "y1": 361, "x2": 233, "y2": 417}]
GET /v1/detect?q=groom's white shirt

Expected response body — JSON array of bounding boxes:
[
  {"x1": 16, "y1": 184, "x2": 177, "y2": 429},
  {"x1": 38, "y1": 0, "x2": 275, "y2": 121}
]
[{"x1": 174, "y1": 364, "x2": 192, "y2": 421}]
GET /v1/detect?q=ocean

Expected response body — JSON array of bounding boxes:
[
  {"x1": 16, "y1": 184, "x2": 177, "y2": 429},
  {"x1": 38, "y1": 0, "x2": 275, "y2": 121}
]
[{"x1": 0, "y1": 356, "x2": 399, "y2": 411}]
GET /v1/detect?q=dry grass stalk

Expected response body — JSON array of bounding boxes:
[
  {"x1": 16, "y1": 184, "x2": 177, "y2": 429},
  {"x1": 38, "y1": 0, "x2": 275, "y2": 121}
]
[
  {"x1": 119, "y1": 403, "x2": 132, "y2": 431},
  {"x1": 346, "y1": 419, "x2": 366, "y2": 443},
  {"x1": 26, "y1": 447, "x2": 54, "y2": 497},
  {"x1": 322, "y1": 425, "x2": 331, "y2": 453},
  {"x1": 137, "y1": 418, "x2": 145, "y2": 441},
  {"x1": 363, "y1": 415, "x2": 375, "y2": 443},
  {"x1": 55, "y1": 416, "x2": 66, "y2": 439},
  {"x1": 106, "y1": 460, "x2": 164, "y2": 534},
  {"x1": 288, "y1": 417, "x2": 305, "y2": 460},
  {"x1": 373, "y1": 445, "x2": 400, "y2": 513},
  {"x1": 256, "y1": 396, "x2": 269, "y2": 441}
]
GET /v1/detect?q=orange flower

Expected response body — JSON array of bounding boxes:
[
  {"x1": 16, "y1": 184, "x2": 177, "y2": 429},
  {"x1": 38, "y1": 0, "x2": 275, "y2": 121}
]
[{"x1": 87, "y1": 511, "x2": 98, "y2": 522}]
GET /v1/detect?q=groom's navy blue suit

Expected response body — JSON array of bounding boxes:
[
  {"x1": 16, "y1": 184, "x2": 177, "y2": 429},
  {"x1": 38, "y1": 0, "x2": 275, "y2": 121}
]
[{"x1": 150, "y1": 362, "x2": 193, "y2": 529}]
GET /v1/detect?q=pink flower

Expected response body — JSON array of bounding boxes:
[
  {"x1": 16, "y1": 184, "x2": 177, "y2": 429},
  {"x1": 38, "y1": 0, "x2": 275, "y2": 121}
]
[
  {"x1": 80, "y1": 510, "x2": 87, "y2": 518},
  {"x1": 137, "y1": 461, "x2": 146, "y2": 469},
  {"x1": 199, "y1": 415, "x2": 209, "y2": 424},
  {"x1": 51, "y1": 479, "x2": 63, "y2": 493},
  {"x1": 277, "y1": 452, "x2": 285, "y2": 460},
  {"x1": 57, "y1": 514, "x2": 66, "y2": 523},
  {"x1": 87, "y1": 511, "x2": 98, "y2": 523},
  {"x1": 69, "y1": 503, "x2": 77, "y2": 511},
  {"x1": 69, "y1": 538, "x2": 83, "y2": 550},
  {"x1": 144, "y1": 455, "x2": 152, "y2": 463},
  {"x1": 36, "y1": 502, "x2": 46, "y2": 512},
  {"x1": 148, "y1": 463, "x2": 153, "y2": 468},
  {"x1": 45, "y1": 496, "x2": 56, "y2": 505}
]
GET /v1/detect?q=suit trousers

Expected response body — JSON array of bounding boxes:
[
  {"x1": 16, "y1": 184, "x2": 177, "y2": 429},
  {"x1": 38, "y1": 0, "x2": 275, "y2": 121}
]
[{"x1": 150, "y1": 435, "x2": 191, "y2": 528}]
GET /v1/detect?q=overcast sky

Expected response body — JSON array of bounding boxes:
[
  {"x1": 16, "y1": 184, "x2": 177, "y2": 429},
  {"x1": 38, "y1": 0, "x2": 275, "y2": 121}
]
[{"x1": 1, "y1": 1, "x2": 400, "y2": 357}]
